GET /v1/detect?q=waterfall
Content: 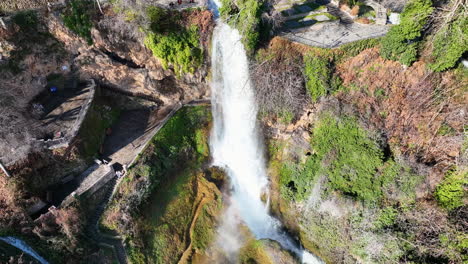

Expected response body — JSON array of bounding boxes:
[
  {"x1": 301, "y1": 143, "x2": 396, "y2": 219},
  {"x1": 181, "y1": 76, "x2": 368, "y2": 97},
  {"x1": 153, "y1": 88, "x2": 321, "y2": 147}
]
[{"x1": 209, "y1": 20, "x2": 323, "y2": 264}]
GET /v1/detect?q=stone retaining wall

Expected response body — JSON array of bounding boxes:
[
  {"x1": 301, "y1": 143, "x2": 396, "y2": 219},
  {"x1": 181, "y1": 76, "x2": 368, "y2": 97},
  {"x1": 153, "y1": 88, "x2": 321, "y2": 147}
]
[{"x1": 33, "y1": 79, "x2": 96, "y2": 150}]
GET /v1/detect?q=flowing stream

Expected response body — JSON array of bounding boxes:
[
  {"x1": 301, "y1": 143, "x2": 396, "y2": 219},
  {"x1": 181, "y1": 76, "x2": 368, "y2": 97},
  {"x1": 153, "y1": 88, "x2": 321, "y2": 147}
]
[
  {"x1": 0, "y1": 236, "x2": 49, "y2": 264},
  {"x1": 209, "y1": 9, "x2": 323, "y2": 264}
]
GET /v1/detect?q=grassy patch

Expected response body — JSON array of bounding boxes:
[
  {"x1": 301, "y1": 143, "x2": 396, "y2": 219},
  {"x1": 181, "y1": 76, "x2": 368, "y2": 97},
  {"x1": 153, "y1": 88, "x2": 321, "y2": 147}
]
[
  {"x1": 428, "y1": 10, "x2": 467, "y2": 72},
  {"x1": 279, "y1": 155, "x2": 321, "y2": 202},
  {"x1": 336, "y1": 38, "x2": 381, "y2": 61},
  {"x1": 373, "y1": 207, "x2": 398, "y2": 230}
]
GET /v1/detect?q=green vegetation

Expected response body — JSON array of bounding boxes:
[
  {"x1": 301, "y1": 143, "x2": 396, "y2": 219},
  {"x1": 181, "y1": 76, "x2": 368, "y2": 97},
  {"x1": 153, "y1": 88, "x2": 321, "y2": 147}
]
[
  {"x1": 279, "y1": 154, "x2": 321, "y2": 201},
  {"x1": 219, "y1": 0, "x2": 264, "y2": 53},
  {"x1": 374, "y1": 207, "x2": 398, "y2": 230},
  {"x1": 304, "y1": 54, "x2": 331, "y2": 101},
  {"x1": 337, "y1": 38, "x2": 381, "y2": 60},
  {"x1": 428, "y1": 13, "x2": 468, "y2": 72},
  {"x1": 143, "y1": 106, "x2": 211, "y2": 188},
  {"x1": 238, "y1": 239, "x2": 273, "y2": 264},
  {"x1": 144, "y1": 6, "x2": 203, "y2": 75},
  {"x1": 63, "y1": 0, "x2": 93, "y2": 45},
  {"x1": 275, "y1": 113, "x2": 420, "y2": 203},
  {"x1": 434, "y1": 168, "x2": 467, "y2": 210},
  {"x1": 103, "y1": 107, "x2": 215, "y2": 264},
  {"x1": 311, "y1": 114, "x2": 385, "y2": 202},
  {"x1": 380, "y1": 0, "x2": 433, "y2": 65}
]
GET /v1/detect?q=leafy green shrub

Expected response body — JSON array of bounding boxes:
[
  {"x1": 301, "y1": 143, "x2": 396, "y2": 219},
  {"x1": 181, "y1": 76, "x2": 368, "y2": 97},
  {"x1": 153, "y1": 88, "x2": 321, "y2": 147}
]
[
  {"x1": 219, "y1": 0, "x2": 264, "y2": 53},
  {"x1": 311, "y1": 114, "x2": 385, "y2": 202},
  {"x1": 63, "y1": 0, "x2": 93, "y2": 45},
  {"x1": 144, "y1": 7, "x2": 203, "y2": 75},
  {"x1": 279, "y1": 156, "x2": 321, "y2": 201},
  {"x1": 428, "y1": 13, "x2": 468, "y2": 72},
  {"x1": 304, "y1": 54, "x2": 331, "y2": 101},
  {"x1": 380, "y1": 0, "x2": 433, "y2": 65},
  {"x1": 145, "y1": 25, "x2": 202, "y2": 75},
  {"x1": 434, "y1": 169, "x2": 467, "y2": 210},
  {"x1": 374, "y1": 207, "x2": 398, "y2": 229}
]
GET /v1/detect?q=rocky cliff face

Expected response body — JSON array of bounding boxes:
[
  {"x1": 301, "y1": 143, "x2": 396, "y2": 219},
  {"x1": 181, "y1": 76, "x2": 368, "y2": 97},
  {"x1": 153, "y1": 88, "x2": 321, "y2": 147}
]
[
  {"x1": 46, "y1": 7, "x2": 211, "y2": 105},
  {"x1": 0, "y1": 5, "x2": 213, "y2": 167}
]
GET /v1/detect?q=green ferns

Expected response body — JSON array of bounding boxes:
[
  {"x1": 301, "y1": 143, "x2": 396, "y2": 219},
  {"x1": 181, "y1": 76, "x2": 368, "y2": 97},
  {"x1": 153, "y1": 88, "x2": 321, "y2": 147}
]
[
  {"x1": 144, "y1": 7, "x2": 203, "y2": 75},
  {"x1": 219, "y1": 0, "x2": 264, "y2": 53},
  {"x1": 63, "y1": 0, "x2": 93, "y2": 45},
  {"x1": 435, "y1": 169, "x2": 467, "y2": 210},
  {"x1": 380, "y1": 0, "x2": 433, "y2": 65}
]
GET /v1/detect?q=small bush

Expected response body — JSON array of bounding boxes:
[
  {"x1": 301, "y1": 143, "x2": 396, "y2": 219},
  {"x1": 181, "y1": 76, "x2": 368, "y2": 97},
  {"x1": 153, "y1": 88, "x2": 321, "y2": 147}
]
[
  {"x1": 304, "y1": 54, "x2": 331, "y2": 101},
  {"x1": 374, "y1": 207, "x2": 398, "y2": 229},
  {"x1": 145, "y1": 25, "x2": 202, "y2": 75},
  {"x1": 279, "y1": 156, "x2": 320, "y2": 201},
  {"x1": 434, "y1": 169, "x2": 467, "y2": 210},
  {"x1": 144, "y1": 7, "x2": 203, "y2": 75},
  {"x1": 219, "y1": 0, "x2": 264, "y2": 54},
  {"x1": 380, "y1": 0, "x2": 433, "y2": 65},
  {"x1": 63, "y1": 0, "x2": 93, "y2": 45}
]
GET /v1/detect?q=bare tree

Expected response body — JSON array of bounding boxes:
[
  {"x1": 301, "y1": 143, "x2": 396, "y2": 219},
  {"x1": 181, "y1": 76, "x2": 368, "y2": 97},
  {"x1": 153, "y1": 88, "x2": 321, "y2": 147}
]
[{"x1": 251, "y1": 49, "x2": 308, "y2": 117}]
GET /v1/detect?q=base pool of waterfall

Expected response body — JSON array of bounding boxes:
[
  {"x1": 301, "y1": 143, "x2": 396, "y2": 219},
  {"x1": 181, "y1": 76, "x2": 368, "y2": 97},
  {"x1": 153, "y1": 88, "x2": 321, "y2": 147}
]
[{"x1": 209, "y1": 20, "x2": 323, "y2": 264}]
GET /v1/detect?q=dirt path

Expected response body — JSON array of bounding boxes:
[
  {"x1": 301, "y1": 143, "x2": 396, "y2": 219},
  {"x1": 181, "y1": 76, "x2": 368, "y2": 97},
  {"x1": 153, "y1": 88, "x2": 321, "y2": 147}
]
[
  {"x1": 178, "y1": 194, "x2": 209, "y2": 264},
  {"x1": 178, "y1": 175, "x2": 218, "y2": 264}
]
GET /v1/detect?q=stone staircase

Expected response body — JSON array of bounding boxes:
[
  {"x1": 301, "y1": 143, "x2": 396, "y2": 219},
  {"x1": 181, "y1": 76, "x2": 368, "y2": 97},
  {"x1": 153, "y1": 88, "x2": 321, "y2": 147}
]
[
  {"x1": 326, "y1": 4, "x2": 354, "y2": 24},
  {"x1": 86, "y1": 176, "x2": 128, "y2": 264}
]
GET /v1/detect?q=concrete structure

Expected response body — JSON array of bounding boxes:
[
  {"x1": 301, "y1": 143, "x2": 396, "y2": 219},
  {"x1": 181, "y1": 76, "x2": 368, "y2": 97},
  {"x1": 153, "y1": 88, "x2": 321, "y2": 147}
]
[
  {"x1": 364, "y1": 0, "x2": 387, "y2": 25},
  {"x1": 33, "y1": 79, "x2": 96, "y2": 150},
  {"x1": 61, "y1": 164, "x2": 115, "y2": 207}
]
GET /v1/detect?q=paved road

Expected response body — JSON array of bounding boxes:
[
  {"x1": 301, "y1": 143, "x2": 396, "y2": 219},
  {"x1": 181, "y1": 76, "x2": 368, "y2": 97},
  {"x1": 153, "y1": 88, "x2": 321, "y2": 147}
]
[{"x1": 282, "y1": 20, "x2": 389, "y2": 48}]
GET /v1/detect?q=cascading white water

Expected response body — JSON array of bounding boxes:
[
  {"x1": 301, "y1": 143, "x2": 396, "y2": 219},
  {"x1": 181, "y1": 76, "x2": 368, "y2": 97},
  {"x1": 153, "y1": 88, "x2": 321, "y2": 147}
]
[{"x1": 209, "y1": 19, "x2": 323, "y2": 264}]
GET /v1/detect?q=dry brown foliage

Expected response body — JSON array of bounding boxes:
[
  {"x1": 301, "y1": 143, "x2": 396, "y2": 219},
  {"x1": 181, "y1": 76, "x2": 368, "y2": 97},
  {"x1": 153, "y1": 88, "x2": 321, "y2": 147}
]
[
  {"x1": 396, "y1": 202, "x2": 465, "y2": 262},
  {"x1": 0, "y1": 173, "x2": 29, "y2": 232},
  {"x1": 336, "y1": 48, "x2": 467, "y2": 181},
  {"x1": 183, "y1": 9, "x2": 214, "y2": 48},
  {"x1": 252, "y1": 37, "x2": 312, "y2": 116},
  {"x1": 33, "y1": 206, "x2": 83, "y2": 248}
]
